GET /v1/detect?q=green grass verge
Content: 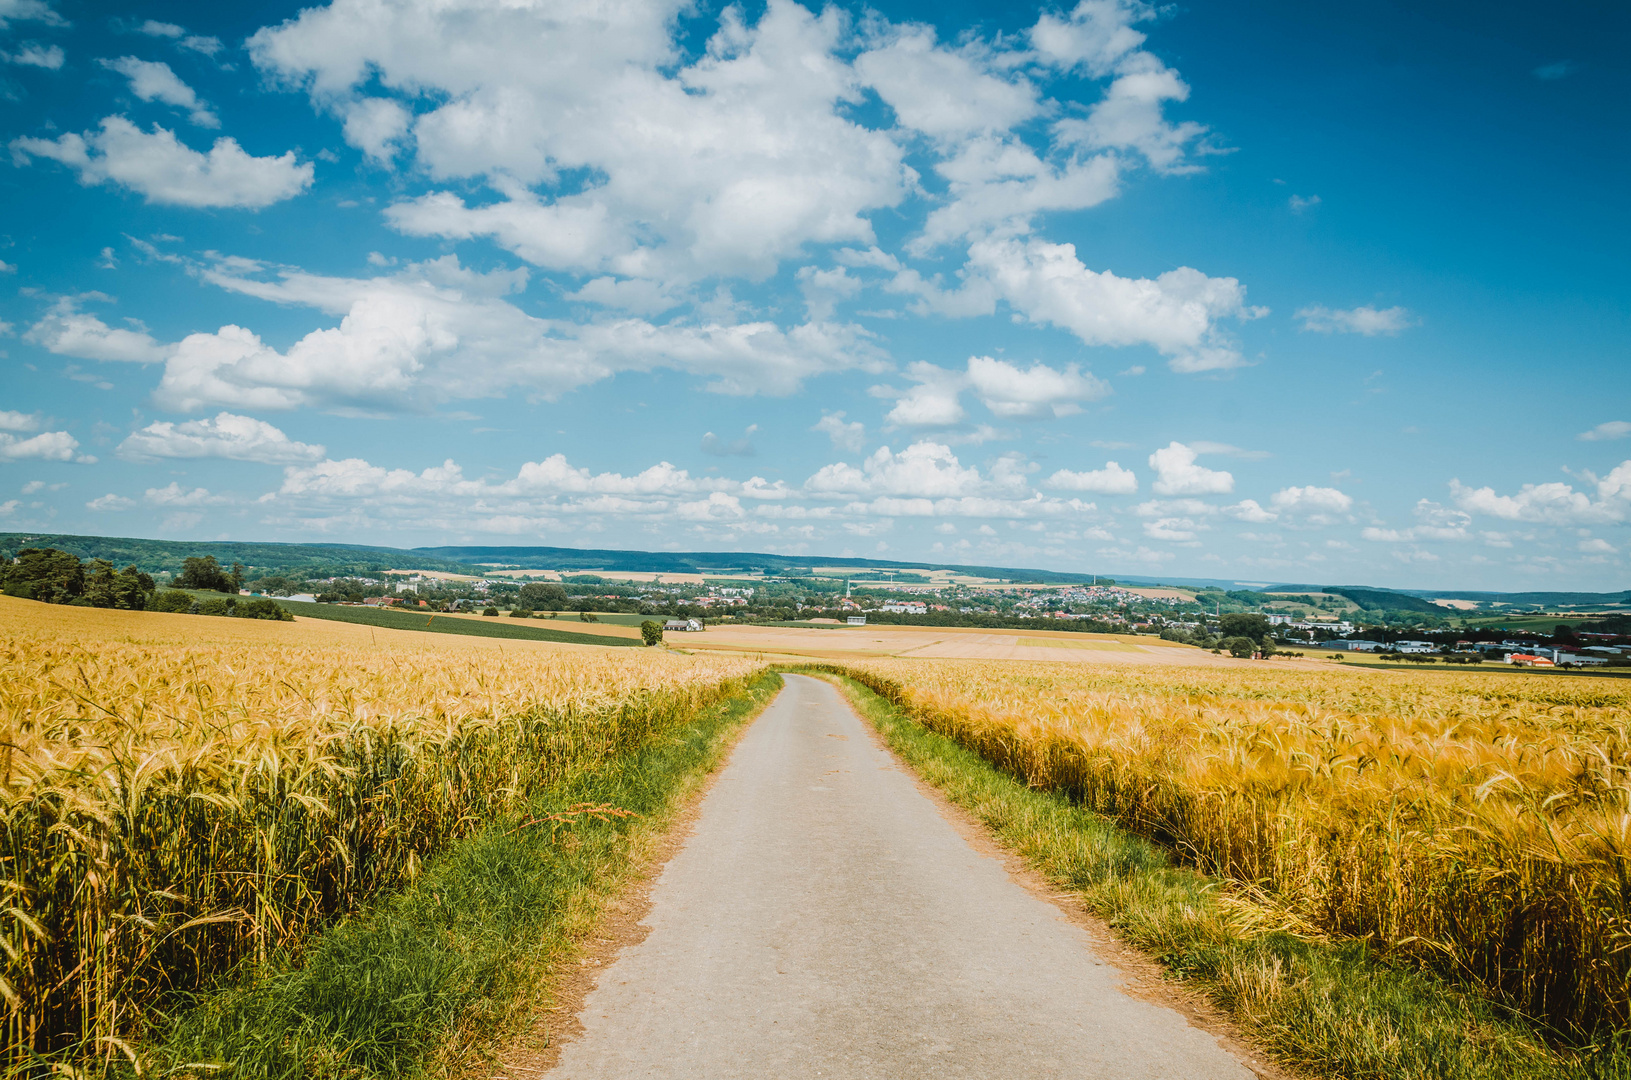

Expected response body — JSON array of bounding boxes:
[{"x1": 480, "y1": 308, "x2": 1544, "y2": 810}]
[
  {"x1": 140, "y1": 670, "x2": 783, "y2": 1080},
  {"x1": 271, "y1": 599, "x2": 644, "y2": 647},
  {"x1": 809, "y1": 669, "x2": 1629, "y2": 1080}
]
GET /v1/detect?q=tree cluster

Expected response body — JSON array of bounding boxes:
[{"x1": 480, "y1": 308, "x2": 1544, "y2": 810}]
[{"x1": 0, "y1": 547, "x2": 289, "y2": 621}]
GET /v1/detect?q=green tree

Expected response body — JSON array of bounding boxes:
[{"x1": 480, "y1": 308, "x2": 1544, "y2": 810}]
[
  {"x1": 2, "y1": 548, "x2": 86, "y2": 603},
  {"x1": 150, "y1": 590, "x2": 195, "y2": 613},
  {"x1": 235, "y1": 597, "x2": 292, "y2": 620},
  {"x1": 1219, "y1": 613, "x2": 1272, "y2": 640},
  {"x1": 640, "y1": 619, "x2": 663, "y2": 646},
  {"x1": 579, "y1": 611, "x2": 600, "y2": 623},
  {"x1": 83, "y1": 559, "x2": 119, "y2": 608},
  {"x1": 175, "y1": 555, "x2": 234, "y2": 592},
  {"x1": 519, "y1": 582, "x2": 569, "y2": 608},
  {"x1": 113, "y1": 565, "x2": 155, "y2": 609},
  {"x1": 1221, "y1": 635, "x2": 1257, "y2": 658}
]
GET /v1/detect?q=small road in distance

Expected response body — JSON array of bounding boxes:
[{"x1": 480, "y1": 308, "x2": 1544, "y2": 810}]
[{"x1": 545, "y1": 674, "x2": 1258, "y2": 1079}]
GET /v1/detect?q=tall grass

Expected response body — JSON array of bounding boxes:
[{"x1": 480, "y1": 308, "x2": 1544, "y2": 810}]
[
  {"x1": 837, "y1": 659, "x2": 1631, "y2": 1042},
  {"x1": 0, "y1": 601, "x2": 760, "y2": 1070}
]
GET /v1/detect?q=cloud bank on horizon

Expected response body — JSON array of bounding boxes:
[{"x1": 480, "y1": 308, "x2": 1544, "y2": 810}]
[{"x1": 0, "y1": 0, "x2": 1625, "y2": 589}]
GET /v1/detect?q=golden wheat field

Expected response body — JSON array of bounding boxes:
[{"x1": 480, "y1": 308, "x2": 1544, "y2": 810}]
[
  {"x1": 0, "y1": 597, "x2": 762, "y2": 1062},
  {"x1": 843, "y1": 657, "x2": 1631, "y2": 1037}
]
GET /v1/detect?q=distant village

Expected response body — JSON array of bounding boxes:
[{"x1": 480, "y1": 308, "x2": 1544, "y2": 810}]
[{"x1": 234, "y1": 566, "x2": 1629, "y2": 668}]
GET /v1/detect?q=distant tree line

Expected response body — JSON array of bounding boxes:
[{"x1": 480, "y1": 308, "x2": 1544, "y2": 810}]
[{"x1": 0, "y1": 548, "x2": 289, "y2": 620}]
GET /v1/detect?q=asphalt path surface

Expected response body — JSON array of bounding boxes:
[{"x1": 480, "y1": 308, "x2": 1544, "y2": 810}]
[{"x1": 547, "y1": 674, "x2": 1256, "y2": 1079}]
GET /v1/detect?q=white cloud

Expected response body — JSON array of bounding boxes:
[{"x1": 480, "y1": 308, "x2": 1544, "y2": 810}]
[
  {"x1": 136, "y1": 20, "x2": 222, "y2": 56},
  {"x1": 1270, "y1": 485, "x2": 1352, "y2": 515},
  {"x1": 1054, "y1": 51, "x2": 1207, "y2": 173},
  {"x1": 32, "y1": 256, "x2": 883, "y2": 412},
  {"x1": 1579, "y1": 537, "x2": 1616, "y2": 554},
  {"x1": 118, "y1": 412, "x2": 327, "y2": 464},
  {"x1": 145, "y1": 482, "x2": 225, "y2": 506},
  {"x1": 813, "y1": 411, "x2": 865, "y2": 454},
  {"x1": 1288, "y1": 194, "x2": 1319, "y2": 213},
  {"x1": 341, "y1": 98, "x2": 412, "y2": 164},
  {"x1": 1030, "y1": 0, "x2": 1151, "y2": 77},
  {"x1": 11, "y1": 116, "x2": 312, "y2": 208},
  {"x1": 1296, "y1": 304, "x2": 1415, "y2": 336},
  {"x1": 806, "y1": 441, "x2": 986, "y2": 499},
  {"x1": 99, "y1": 57, "x2": 218, "y2": 127},
  {"x1": 256, "y1": 0, "x2": 912, "y2": 288},
  {"x1": 25, "y1": 296, "x2": 170, "y2": 363},
  {"x1": 964, "y1": 237, "x2": 1259, "y2": 372},
  {"x1": 1222, "y1": 499, "x2": 1276, "y2": 523},
  {"x1": 4, "y1": 43, "x2": 63, "y2": 68},
  {"x1": 880, "y1": 354, "x2": 1109, "y2": 431},
  {"x1": 86, "y1": 493, "x2": 135, "y2": 511},
  {"x1": 1046, "y1": 461, "x2": 1136, "y2": 494},
  {"x1": 0, "y1": 430, "x2": 89, "y2": 462},
  {"x1": 0, "y1": 0, "x2": 63, "y2": 29},
  {"x1": 0, "y1": 410, "x2": 41, "y2": 432},
  {"x1": 1187, "y1": 441, "x2": 1269, "y2": 460},
  {"x1": 1450, "y1": 466, "x2": 1631, "y2": 525},
  {"x1": 179, "y1": 36, "x2": 222, "y2": 57},
  {"x1": 1148, "y1": 441, "x2": 1233, "y2": 496},
  {"x1": 965, "y1": 355, "x2": 1109, "y2": 418},
  {"x1": 1579, "y1": 421, "x2": 1631, "y2": 442},
  {"x1": 882, "y1": 362, "x2": 968, "y2": 428},
  {"x1": 1143, "y1": 516, "x2": 1201, "y2": 543},
  {"x1": 855, "y1": 26, "x2": 1039, "y2": 141}
]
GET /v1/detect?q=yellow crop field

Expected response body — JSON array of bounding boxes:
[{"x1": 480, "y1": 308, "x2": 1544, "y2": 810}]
[
  {"x1": 0, "y1": 597, "x2": 761, "y2": 1063},
  {"x1": 842, "y1": 658, "x2": 1631, "y2": 1037}
]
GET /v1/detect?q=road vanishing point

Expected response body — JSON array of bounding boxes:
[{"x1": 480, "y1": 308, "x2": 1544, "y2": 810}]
[{"x1": 546, "y1": 674, "x2": 1259, "y2": 1079}]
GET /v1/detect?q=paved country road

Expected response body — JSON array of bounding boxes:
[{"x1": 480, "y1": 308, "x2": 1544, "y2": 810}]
[{"x1": 546, "y1": 674, "x2": 1258, "y2": 1079}]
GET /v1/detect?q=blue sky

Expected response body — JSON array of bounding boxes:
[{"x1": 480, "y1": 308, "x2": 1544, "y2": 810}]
[{"x1": 1, "y1": 0, "x2": 1626, "y2": 589}]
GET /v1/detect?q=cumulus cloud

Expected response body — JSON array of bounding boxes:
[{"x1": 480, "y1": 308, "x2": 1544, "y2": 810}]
[
  {"x1": 118, "y1": 412, "x2": 327, "y2": 463},
  {"x1": 4, "y1": 43, "x2": 63, "y2": 68},
  {"x1": 145, "y1": 481, "x2": 225, "y2": 506},
  {"x1": 806, "y1": 441, "x2": 987, "y2": 499},
  {"x1": 37, "y1": 256, "x2": 885, "y2": 411},
  {"x1": 1296, "y1": 304, "x2": 1416, "y2": 336},
  {"x1": 0, "y1": 410, "x2": 41, "y2": 432},
  {"x1": 1270, "y1": 485, "x2": 1352, "y2": 515},
  {"x1": 0, "y1": 430, "x2": 90, "y2": 462},
  {"x1": 1031, "y1": 0, "x2": 1151, "y2": 78},
  {"x1": 11, "y1": 117, "x2": 312, "y2": 208},
  {"x1": 965, "y1": 355, "x2": 1109, "y2": 418},
  {"x1": 1046, "y1": 461, "x2": 1137, "y2": 494},
  {"x1": 961, "y1": 238, "x2": 1260, "y2": 372},
  {"x1": 880, "y1": 354, "x2": 1109, "y2": 432},
  {"x1": 1579, "y1": 421, "x2": 1631, "y2": 442},
  {"x1": 0, "y1": 0, "x2": 63, "y2": 29},
  {"x1": 1450, "y1": 465, "x2": 1631, "y2": 526},
  {"x1": 99, "y1": 57, "x2": 218, "y2": 127},
  {"x1": 813, "y1": 411, "x2": 865, "y2": 454},
  {"x1": 256, "y1": 0, "x2": 912, "y2": 287},
  {"x1": 1143, "y1": 516, "x2": 1201, "y2": 543},
  {"x1": 86, "y1": 493, "x2": 134, "y2": 511},
  {"x1": 1148, "y1": 441, "x2": 1233, "y2": 496},
  {"x1": 25, "y1": 296, "x2": 170, "y2": 363},
  {"x1": 1054, "y1": 51, "x2": 1207, "y2": 173}
]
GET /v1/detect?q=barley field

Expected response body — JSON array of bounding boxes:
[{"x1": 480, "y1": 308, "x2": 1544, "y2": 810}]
[
  {"x1": 842, "y1": 658, "x2": 1631, "y2": 1039},
  {"x1": 0, "y1": 597, "x2": 761, "y2": 1065}
]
